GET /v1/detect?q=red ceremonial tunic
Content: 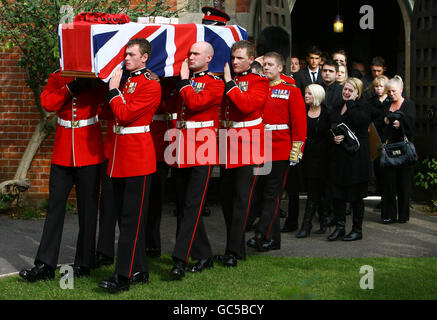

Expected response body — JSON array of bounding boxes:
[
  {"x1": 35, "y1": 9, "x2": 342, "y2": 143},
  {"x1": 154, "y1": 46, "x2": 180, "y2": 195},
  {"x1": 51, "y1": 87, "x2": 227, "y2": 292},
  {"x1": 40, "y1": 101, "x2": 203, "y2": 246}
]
[
  {"x1": 280, "y1": 73, "x2": 296, "y2": 85},
  {"x1": 263, "y1": 79, "x2": 307, "y2": 162},
  {"x1": 40, "y1": 71, "x2": 105, "y2": 167},
  {"x1": 170, "y1": 71, "x2": 224, "y2": 168},
  {"x1": 221, "y1": 70, "x2": 269, "y2": 168},
  {"x1": 107, "y1": 68, "x2": 161, "y2": 178}
]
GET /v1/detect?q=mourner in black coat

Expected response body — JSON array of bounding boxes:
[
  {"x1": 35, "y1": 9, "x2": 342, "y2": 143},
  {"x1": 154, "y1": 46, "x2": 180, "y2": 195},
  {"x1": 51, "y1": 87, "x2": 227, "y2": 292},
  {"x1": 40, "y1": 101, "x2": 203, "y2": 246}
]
[
  {"x1": 378, "y1": 76, "x2": 416, "y2": 224},
  {"x1": 327, "y1": 78, "x2": 372, "y2": 241}
]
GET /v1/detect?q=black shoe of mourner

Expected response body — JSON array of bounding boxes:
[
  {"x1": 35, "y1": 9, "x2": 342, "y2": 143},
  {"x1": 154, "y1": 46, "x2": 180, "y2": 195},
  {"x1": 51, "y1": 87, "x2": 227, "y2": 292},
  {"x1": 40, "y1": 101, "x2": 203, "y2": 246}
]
[
  {"x1": 281, "y1": 224, "x2": 299, "y2": 233},
  {"x1": 257, "y1": 239, "x2": 281, "y2": 252},
  {"x1": 327, "y1": 228, "x2": 346, "y2": 241},
  {"x1": 146, "y1": 248, "x2": 161, "y2": 258},
  {"x1": 170, "y1": 260, "x2": 186, "y2": 279},
  {"x1": 190, "y1": 258, "x2": 213, "y2": 273},
  {"x1": 130, "y1": 272, "x2": 149, "y2": 284},
  {"x1": 95, "y1": 252, "x2": 114, "y2": 268},
  {"x1": 223, "y1": 254, "x2": 238, "y2": 267},
  {"x1": 398, "y1": 219, "x2": 408, "y2": 223},
  {"x1": 19, "y1": 263, "x2": 55, "y2": 282},
  {"x1": 342, "y1": 231, "x2": 363, "y2": 241},
  {"x1": 99, "y1": 274, "x2": 130, "y2": 293}
]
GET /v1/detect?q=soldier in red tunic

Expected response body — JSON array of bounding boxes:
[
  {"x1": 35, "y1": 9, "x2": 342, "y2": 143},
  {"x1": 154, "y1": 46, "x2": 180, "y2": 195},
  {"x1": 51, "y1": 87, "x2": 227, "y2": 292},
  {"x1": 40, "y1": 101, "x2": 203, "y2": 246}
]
[
  {"x1": 98, "y1": 38, "x2": 161, "y2": 293},
  {"x1": 19, "y1": 74, "x2": 106, "y2": 282},
  {"x1": 246, "y1": 52, "x2": 307, "y2": 251},
  {"x1": 214, "y1": 40, "x2": 269, "y2": 267},
  {"x1": 168, "y1": 41, "x2": 224, "y2": 278}
]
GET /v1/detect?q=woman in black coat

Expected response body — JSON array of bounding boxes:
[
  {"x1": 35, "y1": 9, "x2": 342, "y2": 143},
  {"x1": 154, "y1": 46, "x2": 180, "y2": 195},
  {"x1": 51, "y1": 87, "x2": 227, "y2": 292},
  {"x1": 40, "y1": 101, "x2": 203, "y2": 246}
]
[
  {"x1": 296, "y1": 84, "x2": 331, "y2": 238},
  {"x1": 379, "y1": 76, "x2": 416, "y2": 224},
  {"x1": 328, "y1": 78, "x2": 372, "y2": 241}
]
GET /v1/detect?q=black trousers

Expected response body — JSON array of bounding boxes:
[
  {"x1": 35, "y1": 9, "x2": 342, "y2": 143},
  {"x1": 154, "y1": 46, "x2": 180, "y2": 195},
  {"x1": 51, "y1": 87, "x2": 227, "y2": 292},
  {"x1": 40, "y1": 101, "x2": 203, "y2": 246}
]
[
  {"x1": 220, "y1": 165, "x2": 260, "y2": 259},
  {"x1": 112, "y1": 174, "x2": 151, "y2": 279},
  {"x1": 172, "y1": 165, "x2": 212, "y2": 263},
  {"x1": 35, "y1": 163, "x2": 101, "y2": 269},
  {"x1": 382, "y1": 165, "x2": 414, "y2": 221},
  {"x1": 96, "y1": 159, "x2": 117, "y2": 259},
  {"x1": 256, "y1": 161, "x2": 289, "y2": 242},
  {"x1": 146, "y1": 162, "x2": 169, "y2": 250},
  {"x1": 285, "y1": 164, "x2": 303, "y2": 227}
]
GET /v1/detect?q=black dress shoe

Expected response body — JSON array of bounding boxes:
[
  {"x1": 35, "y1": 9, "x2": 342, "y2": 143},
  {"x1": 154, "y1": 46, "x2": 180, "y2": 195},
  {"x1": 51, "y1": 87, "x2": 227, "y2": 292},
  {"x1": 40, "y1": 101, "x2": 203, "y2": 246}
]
[
  {"x1": 130, "y1": 272, "x2": 149, "y2": 284},
  {"x1": 327, "y1": 228, "x2": 345, "y2": 241},
  {"x1": 19, "y1": 263, "x2": 55, "y2": 282},
  {"x1": 190, "y1": 258, "x2": 213, "y2": 273},
  {"x1": 280, "y1": 208, "x2": 287, "y2": 218},
  {"x1": 342, "y1": 231, "x2": 363, "y2": 241},
  {"x1": 146, "y1": 248, "x2": 161, "y2": 258},
  {"x1": 170, "y1": 260, "x2": 186, "y2": 279},
  {"x1": 257, "y1": 239, "x2": 280, "y2": 252},
  {"x1": 382, "y1": 218, "x2": 396, "y2": 224},
  {"x1": 99, "y1": 274, "x2": 130, "y2": 293},
  {"x1": 95, "y1": 253, "x2": 114, "y2": 268},
  {"x1": 61, "y1": 265, "x2": 90, "y2": 278},
  {"x1": 398, "y1": 219, "x2": 408, "y2": 223},
  {"x1": 247, "y1": 233, "x2": 264, "y2": 248},
  {"x1": 223, "y1": 254, "x2": 238, "y2": 267}
]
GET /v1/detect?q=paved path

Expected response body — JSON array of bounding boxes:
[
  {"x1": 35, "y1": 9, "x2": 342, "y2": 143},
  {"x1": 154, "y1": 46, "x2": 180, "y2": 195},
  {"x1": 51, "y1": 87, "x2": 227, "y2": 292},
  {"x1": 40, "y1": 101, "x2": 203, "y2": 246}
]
[{"x1": 1, "y1": 200, "x2": 436, "y2": 276}]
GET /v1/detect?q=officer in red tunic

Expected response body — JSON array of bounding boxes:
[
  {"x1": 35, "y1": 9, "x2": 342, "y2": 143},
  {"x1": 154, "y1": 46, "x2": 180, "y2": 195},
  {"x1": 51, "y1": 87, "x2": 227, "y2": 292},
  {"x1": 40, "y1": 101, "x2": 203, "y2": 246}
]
[
  {"x1": 19, "y1": 73, "x2": 106, "y2": 282},
  {"x1": 246, "y1": 52, "x2": 307, "y2": 251},
  {"x1": 215, "y1": 40, "x2": 269, "y2": 267},
  {"x1": 168, "y1": 41, "x2": 224, "y2": 278},
  {"x1": 98, "y1": 38, "x2": 161, "y2": 293}
]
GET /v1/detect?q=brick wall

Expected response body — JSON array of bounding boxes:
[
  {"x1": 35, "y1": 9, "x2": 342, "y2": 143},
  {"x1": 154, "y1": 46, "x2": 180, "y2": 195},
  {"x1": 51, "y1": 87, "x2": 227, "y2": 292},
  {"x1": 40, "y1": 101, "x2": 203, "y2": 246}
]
[{"x1": 0, "y1": 48, "x2": 55, "y2": 204}]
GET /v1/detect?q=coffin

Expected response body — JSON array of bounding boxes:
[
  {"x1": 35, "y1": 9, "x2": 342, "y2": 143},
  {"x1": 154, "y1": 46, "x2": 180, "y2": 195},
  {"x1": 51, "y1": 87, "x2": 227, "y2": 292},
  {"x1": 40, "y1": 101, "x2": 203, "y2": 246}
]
[{"x1": 58, "y1": 22, "x2": 248, "y2": 81}]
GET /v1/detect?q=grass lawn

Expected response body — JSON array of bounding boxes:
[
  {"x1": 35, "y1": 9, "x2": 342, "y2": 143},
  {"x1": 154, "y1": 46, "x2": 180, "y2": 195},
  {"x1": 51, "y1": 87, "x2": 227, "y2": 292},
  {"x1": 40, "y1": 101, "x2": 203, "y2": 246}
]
[{"x1": 0, "y1": 256, "x2": 436, "y2": 300}]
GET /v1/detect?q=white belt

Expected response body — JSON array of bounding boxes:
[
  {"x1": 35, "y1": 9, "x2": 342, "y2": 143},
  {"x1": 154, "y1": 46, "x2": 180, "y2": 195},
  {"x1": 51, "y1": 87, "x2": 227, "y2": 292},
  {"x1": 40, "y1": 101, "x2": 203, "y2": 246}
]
[
  {"x1": 113, "y1": 125, "x2": 150, "y2": 135},
  {"x1": 57, "y1": 116, "x2": 98, "y2": 128},
  {"x1": 176, "y1": 120, "x2": 214, "y2": 129},
  {"x1": 264, "y1": 124, "x2": 289, "y2": 131},
  {"x1": 153, "y1": 113, "x2": 178, "y2": 121},
  {"x1": 222, "y1": 117, "x2": 262, "y2": 129}
]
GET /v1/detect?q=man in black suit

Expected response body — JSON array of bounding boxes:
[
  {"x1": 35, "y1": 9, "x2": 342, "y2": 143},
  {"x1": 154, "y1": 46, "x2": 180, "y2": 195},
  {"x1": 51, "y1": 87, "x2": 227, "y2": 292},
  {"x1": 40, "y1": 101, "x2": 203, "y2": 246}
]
[
  {"x1": 320, "y1": 59, "x2": 343, "y2": 114},
  {"x1": 294, "y1": 46, "x2": 323, "y2": 97}
]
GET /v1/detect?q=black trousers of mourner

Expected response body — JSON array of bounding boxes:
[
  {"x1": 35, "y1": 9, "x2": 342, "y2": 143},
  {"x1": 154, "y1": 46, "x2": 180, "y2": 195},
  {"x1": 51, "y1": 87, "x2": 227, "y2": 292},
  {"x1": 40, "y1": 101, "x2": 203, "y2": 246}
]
[
  {"x1": 172, "y1": 165, "x2": 212, "y2": 263},
  {"x1": 146, "y1": 162, "x2": 170, "y2": 251},
  {"x1": 382, "y1": 165, "x2": 414, "y2": 222},
  {"x1": 35, "y1": 163, "x2": 101, "y2": 269},
  {"x1": 220, "y1": 165, "x2": 260, "y2": 259},
  {"x1": 96, "y1": 159, "x2": 117, "y2": 259},
  {"x1": 112, "y1": 174, "x2": 151, "y2": 279},
  {"x1": 256, "y1": 161, "x2": 289, "y2": 242}
]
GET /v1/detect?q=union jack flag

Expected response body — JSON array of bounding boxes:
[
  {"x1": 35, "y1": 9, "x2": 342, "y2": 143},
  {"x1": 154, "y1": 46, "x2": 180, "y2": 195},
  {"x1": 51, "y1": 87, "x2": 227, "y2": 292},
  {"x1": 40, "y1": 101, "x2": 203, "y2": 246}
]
[{"x1": 59, "y1": 22, "x2": 248, "y2": 82}]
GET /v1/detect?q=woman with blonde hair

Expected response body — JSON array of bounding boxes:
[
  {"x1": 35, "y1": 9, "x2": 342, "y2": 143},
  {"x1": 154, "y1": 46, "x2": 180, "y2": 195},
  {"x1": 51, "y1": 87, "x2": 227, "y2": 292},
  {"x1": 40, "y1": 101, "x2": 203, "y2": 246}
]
[
  {"x1": 327, "y1": 77, "x2": 372, "y2": 241},
  {"x1": 296, "y1": 84, "x2": 331, "y2": 238},
  {"x1": 379, "y1": 76, "x2": 416, "y2": 224}
]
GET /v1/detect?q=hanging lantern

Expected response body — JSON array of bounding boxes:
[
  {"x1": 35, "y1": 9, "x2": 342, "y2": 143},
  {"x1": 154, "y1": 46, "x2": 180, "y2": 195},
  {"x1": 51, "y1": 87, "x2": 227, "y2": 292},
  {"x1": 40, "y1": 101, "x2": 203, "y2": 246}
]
[{"x1": 333, "y1": 14, "x2": 343, "y2": 33}]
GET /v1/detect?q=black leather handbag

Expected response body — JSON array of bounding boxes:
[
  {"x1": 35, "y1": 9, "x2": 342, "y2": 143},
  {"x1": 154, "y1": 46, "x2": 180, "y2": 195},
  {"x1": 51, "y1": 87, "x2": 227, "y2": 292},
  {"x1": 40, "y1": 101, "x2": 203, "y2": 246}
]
[{"x1": 380, "y1": 128, "x2": 417, "y2": 168}]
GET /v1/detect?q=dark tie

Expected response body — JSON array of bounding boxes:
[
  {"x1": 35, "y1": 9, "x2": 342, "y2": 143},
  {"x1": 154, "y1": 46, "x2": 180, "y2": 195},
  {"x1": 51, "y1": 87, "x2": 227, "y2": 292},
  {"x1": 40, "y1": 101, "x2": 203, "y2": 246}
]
[{"x1": 311, "y1": 72, "x2": 317, "y2": 83}]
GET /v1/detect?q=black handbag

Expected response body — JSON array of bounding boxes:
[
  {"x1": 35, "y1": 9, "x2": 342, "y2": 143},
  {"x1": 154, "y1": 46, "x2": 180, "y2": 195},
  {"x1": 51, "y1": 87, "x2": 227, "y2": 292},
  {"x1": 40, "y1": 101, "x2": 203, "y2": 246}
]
[{"x1": 380, "y1": 125, "x2": 417, "y2": 168}]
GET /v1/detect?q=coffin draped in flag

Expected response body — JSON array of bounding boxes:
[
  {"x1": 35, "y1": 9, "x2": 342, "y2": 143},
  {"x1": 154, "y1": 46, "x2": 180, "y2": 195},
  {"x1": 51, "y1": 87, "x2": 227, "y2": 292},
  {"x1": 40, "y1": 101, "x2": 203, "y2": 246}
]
[{"x1": 59, "y1": 22, "x2": 248, "y2": 81}]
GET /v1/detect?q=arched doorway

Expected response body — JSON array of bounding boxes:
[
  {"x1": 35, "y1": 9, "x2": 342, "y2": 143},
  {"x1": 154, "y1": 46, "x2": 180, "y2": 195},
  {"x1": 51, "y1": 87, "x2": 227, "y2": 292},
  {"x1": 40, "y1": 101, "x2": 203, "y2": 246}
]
[{"x1": 290, "y1": 0, "x2": 406, "y2": 81}]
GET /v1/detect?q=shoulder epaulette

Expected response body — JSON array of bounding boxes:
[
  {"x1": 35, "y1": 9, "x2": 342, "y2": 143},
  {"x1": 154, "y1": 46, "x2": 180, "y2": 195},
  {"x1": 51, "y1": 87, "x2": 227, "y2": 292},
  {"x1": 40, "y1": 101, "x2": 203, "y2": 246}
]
[
  {"x1": 207, "y1": 72, "x2": 222, "y2": 80},
  {"x1": 283, "y1": 82, "x2": 297, "y2": 87},
  {"x1": 252, "y1": 72, "x2": 267, "y2": 78}
]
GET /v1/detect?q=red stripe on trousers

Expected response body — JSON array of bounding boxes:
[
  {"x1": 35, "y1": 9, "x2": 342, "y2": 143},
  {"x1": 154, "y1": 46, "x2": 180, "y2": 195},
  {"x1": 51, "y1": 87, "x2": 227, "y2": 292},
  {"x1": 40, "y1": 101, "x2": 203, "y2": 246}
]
[
  {"x1": 129, "y1": 176, "x2": 147, "y2": 278},
  {"x1": 185, "y1": 165, "x2": 211, "y2": 263},
  {"x1": 267, "y1": 166, "x2": 290, "y2": 238}
]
